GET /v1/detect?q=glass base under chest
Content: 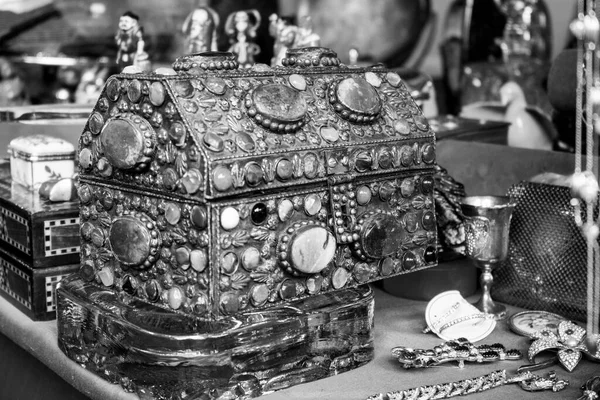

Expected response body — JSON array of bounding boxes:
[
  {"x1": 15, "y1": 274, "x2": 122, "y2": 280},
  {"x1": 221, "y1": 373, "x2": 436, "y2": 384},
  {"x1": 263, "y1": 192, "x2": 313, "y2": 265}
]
[{"x1": 56, "y1": 275, "x2": 374, "y2": 399}]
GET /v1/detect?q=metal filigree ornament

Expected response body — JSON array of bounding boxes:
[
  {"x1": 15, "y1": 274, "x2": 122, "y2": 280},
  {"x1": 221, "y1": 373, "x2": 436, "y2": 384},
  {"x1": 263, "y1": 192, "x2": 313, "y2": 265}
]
[
  {"x1": 392, "y1": 337, "x2": 521, "y2": 369},
  {"x1": 366, "y1": 370, "x2": 568, "y2": 400},
  {"x1": 525, "y1": 320, "x2": 600, "y2": 372}
]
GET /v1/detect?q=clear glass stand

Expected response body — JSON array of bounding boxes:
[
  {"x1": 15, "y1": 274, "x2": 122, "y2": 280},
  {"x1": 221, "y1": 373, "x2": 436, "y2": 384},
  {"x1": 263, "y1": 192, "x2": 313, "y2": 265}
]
[{"x1": 57, "y1": 275, "x2": 374, "y2": 399}]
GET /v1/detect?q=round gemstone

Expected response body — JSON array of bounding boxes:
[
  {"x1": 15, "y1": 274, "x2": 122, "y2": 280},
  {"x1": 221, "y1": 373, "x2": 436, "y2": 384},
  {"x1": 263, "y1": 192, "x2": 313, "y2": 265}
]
[
  {"x1": 279, "y1": 279, "x2": 297, "y2": 299},
  {"x1": 127, "y1": 79, "x2": 142, "y2": 103},
  {"x1": 278, "y1": 199, "x2": 294, "y2": 221},
  {"x1": 80, "y1": 261, "x2": 95, "y2": 281},
  {"x1": 204, "y1": 132, "x2": 224, "y2": 152},
  {"x1": 79, "y1": 148, "x2": 93, "y2": 169},
  {"x1": 353, "y1": 262, "x2": 372, "y2": 283},
  {"x1": 220, "y1": 293, "x2": 239, "y2": 314},
  {"x1": 288, "y1": 74, "x2": 306, "y2": 91},
  {"x1": 175, "y1": 247, "x2": 190, "y2": 266},
  {"x1": 355, "y1": 151, "x2": 372, "y2": 172},
  {"x1": 379, "y1": 181, "x2": 395, "y2": 202},
  {"x1": 424, "y1": 246, "x2": 437, "y2": 264},
  {"x1": 276, "y1": 159, "x2": 293, "y2": 180},
  {"x1": 149, "y1": 82, "x2": 165, "y2": 106},
  {"x1": 386, "y1": 72, "x2": 402, "y2": 87},
  {"x1": 173, "y1": 80, "x2": 194, "y2": 98},
  {"x1": 245, "y1": 162, "x2": 263, "y2": 186},
  {"x1": 205, "y1": 77, "x2": 227, "y2": 95},
  {"x1": 91, "y1": 228, "x2": 105, "y2": 247},
  {"x1": 221, "y1": 252, "x2": 238, "y2": 275},
  {"x1": 400, "y1": 145, "x2": 414, "y2": 166},
  {"x1": 252, "y1": 84, "x2": 307, "y2": 123},
  {"x1": 320, "y1": 126, "x2": 339, "y2": 143},
  {"x1": 169, "y1": 121, "x2": 186, "y2": 145},
  {"x1": 336, "y1": 77, "x2": 381, "y2": 114},
  {"x1": 421, "y1": 176, "x2": 434, "y2": 194},
  {"x1": 404, "y1": 213, "x2": 418, "y2": 233},
  {"x1": 89, "y1": 112, "x2": 104, "y2": 135},
  {"x1": 100, "y1": 116, "x2": 151, "y2": 169},
  {"x1": 155, "y1": 67, "x2": 177, "y2": 75},
  {"x1": 414, "y1": 115, "x2": 429, "y2": 131},
  {"x1": 394, "y1": 120, "x2": 411, "y2": 135},
  {"x1": 191, "y1": 206, "x2": 208, "y2": 229},
  {"x1": 422, "y1": 211, "x2": 436, "y2": 231},
  {"x1": 304, "y1": 194, "x2": 321, "y2": 216},
  {"x1": 400, "y1": 179, "x2": 415, "y2": 198},
  {"x1": 213, "y1": 166, "x2": 233, "y2": 191},
  {"x1": 288, "y1": 226, "x2": 336, "y2": 274},
  {"x1": 402, "y1": 251, "x2": 417, "y2": 270},
  {"x1": 162, "y1": 168, "x2": 178, "y2": 191},
  {"x1": 306, "y1": 275, "x2": 323, "y2": 294},
  {"x1": 378, "y1": 149, "x2": 393, "y2": 169},
  {"x1": 146, "y1": 280, "x2": 161, "y2": 302},
  {"x1": 241, "y1": 247, "x2": 260, "y2": 271},
  {"x1": 356, "y1": 186, "x2": 372, "y2": 205},
  {"x1": 236, "y1": 132, "x2": 255, "y2": 152},
  {"x1": 332, "y1": 268, "x2": 349, "y2": 289},
  {"x1": 250, "y1": 284, "x2": 269, "y2": 306},
  {"x1": 168, "y1": 287, "x2": 183, "y2": 309},
  {"x1": 109, "y1": 215, "x2": 151, "y2": 266},
  {"x1": 304, "y1": 153, "x2": 319, "y2": 179},
  {"x1": 78, "y1": 185, "x2": 92, "y2": 204},
  {"x1": 98, "y1": 267, "x2": 114, "y2": 287},
  {"x1": 181, "y1": 169, "x2": 202, "y2": 194},
  {"x1": 364, "y1": 71, "x2": 382, "y2": 87},
  {"x1": 422, "y1": 144, "x2": 435, "y2": 164},
  {"x1": 106, "y1": 78, "x2": 121, "y2": 101},
  {"x1": 220, "y1": 207, "x2": 240, "y2": 230},
  {"x1": 190, "y1": 249, "x2": 207, "y2": 272},
  {"x1": 380, "y1": 257, "x2": 395, "y2": 276},
  {"x1": 165, "y1": 203, "x2": 181, "y2": 225},
  {"x1": 361, "y1": 214, "x2": 405, "y2": 259},
  {"x1": 251, "y1": 203, "x2": 268, "y2": 225}
]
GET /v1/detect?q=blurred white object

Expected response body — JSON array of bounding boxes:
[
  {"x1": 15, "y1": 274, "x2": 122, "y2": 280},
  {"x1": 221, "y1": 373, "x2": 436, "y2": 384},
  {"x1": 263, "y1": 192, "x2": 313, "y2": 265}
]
[{"x1": 500, "y1": 81, "x2": 555, "y2": 150}]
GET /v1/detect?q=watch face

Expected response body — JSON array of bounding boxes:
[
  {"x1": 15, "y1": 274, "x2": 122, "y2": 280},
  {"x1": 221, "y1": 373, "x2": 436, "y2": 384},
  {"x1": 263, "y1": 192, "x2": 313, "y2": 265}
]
[{"x1": 509, "y1": 310, "x2": 568, "y2": 338}]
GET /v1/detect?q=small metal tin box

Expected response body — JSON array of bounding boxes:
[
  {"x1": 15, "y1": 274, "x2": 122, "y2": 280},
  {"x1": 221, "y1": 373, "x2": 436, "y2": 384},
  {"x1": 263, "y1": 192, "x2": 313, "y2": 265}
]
[{"x1": 8, "y1": 135, "x2": 75, "y2": 190}]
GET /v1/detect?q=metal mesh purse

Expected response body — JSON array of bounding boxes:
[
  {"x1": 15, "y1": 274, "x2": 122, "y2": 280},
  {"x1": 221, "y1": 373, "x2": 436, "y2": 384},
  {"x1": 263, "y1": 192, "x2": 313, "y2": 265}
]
[{"x1": 493, "y1": 181, "x2": 596, "y2": 322}]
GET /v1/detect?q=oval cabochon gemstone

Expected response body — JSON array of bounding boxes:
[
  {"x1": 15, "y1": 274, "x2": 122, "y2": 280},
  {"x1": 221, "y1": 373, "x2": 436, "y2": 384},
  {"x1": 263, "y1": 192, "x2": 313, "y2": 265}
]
[
  {"x1": 336, "y1": 77, "x2": 381, "y2": 114},
  {"x1": 251, "y1": 84, "x2": 307, "y2": 122},
  {"x1": 289, "y1": 226, "x2": 336, "y2": 274},
  {"x1": 109, "y1": 216, "x2": 151, "y2": 266},
  {"x1": 361, "y1": 214, "x2": 405, "y2": 259},
  {"x1": 101, "y1": 117, "x2": 147, "y2": 169}
]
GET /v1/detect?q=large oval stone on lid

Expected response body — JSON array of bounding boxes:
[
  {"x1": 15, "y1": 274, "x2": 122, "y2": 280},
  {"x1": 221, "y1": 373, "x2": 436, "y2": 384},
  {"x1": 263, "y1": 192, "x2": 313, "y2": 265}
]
[
  {"x1": 287, "y1": 226, "x2": 336, "y2": 274},
  {"x1": 251, "y1": 84, "x2": 307, "y2": 124},
  {"x1": 360, "y1": 214, "x2": 405, "y2": 259},
  {"x1": 100, "y1": 115, "x2": 154, "y2": 170},
  {"x1": 109, "y1": 215, "x2": 151, "y2": 266},
  {"x1": 336, "y1": 77, "x2": 382, "y2": 115}
]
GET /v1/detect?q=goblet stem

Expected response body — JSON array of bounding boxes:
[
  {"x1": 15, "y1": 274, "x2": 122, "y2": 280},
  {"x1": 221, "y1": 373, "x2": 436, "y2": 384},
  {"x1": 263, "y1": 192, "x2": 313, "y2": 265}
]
[{"x1": 474, "y1": 261, "x2": 507, "y2": 320}]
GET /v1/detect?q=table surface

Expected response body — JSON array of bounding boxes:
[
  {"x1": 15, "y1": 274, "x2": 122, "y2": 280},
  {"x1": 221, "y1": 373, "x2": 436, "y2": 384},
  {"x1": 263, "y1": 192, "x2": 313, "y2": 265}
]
[{"x1": 0, "y1": 280, "x2": 596, "y2": 400}]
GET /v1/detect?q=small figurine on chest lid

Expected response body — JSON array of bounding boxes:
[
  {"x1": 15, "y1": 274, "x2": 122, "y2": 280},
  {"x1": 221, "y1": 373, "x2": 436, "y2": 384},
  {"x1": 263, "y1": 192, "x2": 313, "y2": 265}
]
[
  {"x1": 225, "y1": 10, "x2": 261, "y2": 68},
  {"x1": 182, "y1": 7, "x2": 219, "y2": 54},
  {"x1": 115, "y1": 11, "x2": 150, "y2": 71},
  {"x1": 269, "y1": 14, "x2": 297, "y2": 66}
]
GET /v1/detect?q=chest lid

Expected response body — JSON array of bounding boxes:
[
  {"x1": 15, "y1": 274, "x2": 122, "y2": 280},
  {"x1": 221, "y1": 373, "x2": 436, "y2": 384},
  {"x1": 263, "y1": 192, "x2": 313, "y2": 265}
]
[{"x1": 9, "y1": 135, "x2": 76, "y2": 162}]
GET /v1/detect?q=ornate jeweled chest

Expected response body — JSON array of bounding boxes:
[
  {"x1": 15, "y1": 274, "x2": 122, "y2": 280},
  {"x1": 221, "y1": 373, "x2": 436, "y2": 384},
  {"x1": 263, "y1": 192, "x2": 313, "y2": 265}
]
[
  {"x1": 74, "y1": 48, "x2": 437, "y2": 317},
  {"x1": 58, "y1": 47, "x2": 437, "y2": 398}
]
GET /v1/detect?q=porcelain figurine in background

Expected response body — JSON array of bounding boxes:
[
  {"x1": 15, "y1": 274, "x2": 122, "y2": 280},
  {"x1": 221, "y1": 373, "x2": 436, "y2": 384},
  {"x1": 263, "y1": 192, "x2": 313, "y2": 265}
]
[
  {"x1": 182, "y1": 7, "x2": 219, "y2": 54},
  {"x1": 294, "y1": 16, "x2": 321, "y2": 48},
  {"x1": 225, "y1": 10, "x2": 261, "y2": 68},
  {"x1": 0, "y1": 57, "x2": 28, "y2": 107},
  {"x1": 269, "y1": 14, "x2": 297, "y2": 66},
  {"x1": 115, "y1": 11, "x2": 150, "y2": 71},
  {"x1": 500, "y1": 81, "x2": 555, "y2": 150}
]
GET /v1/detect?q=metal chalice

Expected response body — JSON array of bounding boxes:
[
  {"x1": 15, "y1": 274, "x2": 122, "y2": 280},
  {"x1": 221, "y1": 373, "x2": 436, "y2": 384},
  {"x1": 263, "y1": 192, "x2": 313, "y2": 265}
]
[{"x1": 461, "y1": 195, "x2": 515, "y2": 320}]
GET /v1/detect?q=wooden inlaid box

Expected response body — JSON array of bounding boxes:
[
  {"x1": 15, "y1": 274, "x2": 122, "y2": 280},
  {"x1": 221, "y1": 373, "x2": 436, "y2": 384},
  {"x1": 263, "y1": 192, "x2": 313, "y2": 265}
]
[{"x1": 0, "y1": 161, "x2": 79, "y2": 269}]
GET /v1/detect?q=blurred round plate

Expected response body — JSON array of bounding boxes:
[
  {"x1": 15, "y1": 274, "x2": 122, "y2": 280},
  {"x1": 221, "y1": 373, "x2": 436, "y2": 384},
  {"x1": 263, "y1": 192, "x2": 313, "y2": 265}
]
[
  {"x1": 508, "y1": 310, "x2": 568, "y2": 338},
  {"x1": 425, "y1": 290, "x2": 496, "y2": 342}
]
